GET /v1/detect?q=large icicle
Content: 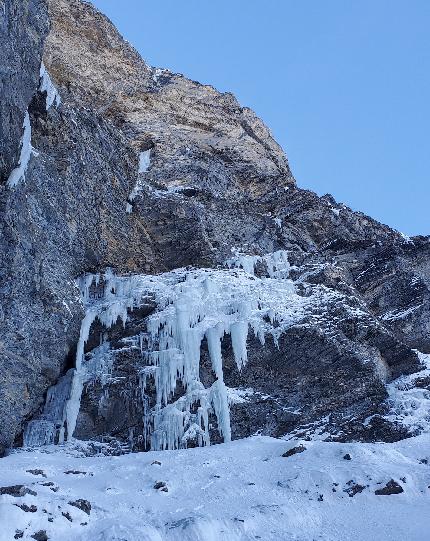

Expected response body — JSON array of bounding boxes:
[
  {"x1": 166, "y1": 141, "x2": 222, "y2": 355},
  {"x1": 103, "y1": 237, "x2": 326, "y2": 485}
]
[
  {"x1": 138, "y1": 149, "x2": 151, "y2": 174},
  {"x1": 138, "y1": 260, "x2": 297, "y2": 450},
  {"x1": 64, "y1": 308, "x2": 98, "y2": 440}
]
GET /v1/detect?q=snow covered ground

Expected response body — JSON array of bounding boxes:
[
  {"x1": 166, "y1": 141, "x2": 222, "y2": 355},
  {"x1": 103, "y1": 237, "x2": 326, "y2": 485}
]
[{"x1": 1, "y1": 434, "x2": 429, "y2": 541}]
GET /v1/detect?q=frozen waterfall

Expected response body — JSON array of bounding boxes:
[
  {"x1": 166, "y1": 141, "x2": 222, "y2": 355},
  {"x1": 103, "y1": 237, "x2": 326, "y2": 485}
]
[{"x1": 24, "y1": 252, "x2": 307, "y2": 451}]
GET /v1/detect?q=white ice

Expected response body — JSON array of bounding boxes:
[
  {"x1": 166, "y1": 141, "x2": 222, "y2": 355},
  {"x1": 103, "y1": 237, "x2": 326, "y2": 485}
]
[
  {"x1": 139, "y1": 149, "x2": 151, "y2": 174},
  {"x1": 39, "y1": 63, "x2": 61, "y2": 110},
  {"x1": 26, "y1": 253, "x2": 309, "y2": 450},
  {"x1": 7, "y1": 111, "x2": 38, "y2": 188}
]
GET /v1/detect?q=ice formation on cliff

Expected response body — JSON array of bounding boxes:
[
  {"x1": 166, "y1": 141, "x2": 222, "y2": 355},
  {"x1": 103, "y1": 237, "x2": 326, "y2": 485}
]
[
  {"x1": 24, "y1": 252, "x2": 339, "y2": 450},
  {"x1": 7, "y1": 111, "x2": 38, "y2": 188},
  {"x1": 126, "y1": 149, "x2": 151, "y2": 213},
  {"x1": 39, "y1": 62, "x2": 61, "y2": 109}
]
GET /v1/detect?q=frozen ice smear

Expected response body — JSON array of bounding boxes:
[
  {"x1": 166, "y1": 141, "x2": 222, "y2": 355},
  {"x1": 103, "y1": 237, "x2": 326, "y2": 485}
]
[
  {"x1": 7, "y1": 111, "x2": 38, "y2": 188},
  {"x1": 39, "y1": 62, "x2": 61, "y2": 109},
  {"x1": 226, "y1": 249, "x2": 291, "y2": 278},
  {"x1": 24, "y1": 254, "x2": 429, "y2": 454},
  {"x1": 384, "y1": 351, "x2": 430, "y2": 434},
  {"x1": 127, "y1": 149, "x2": 151, "y2": 212},
  {"x1": 139, "y1": 149, "x2": 151, "y2": 173}
]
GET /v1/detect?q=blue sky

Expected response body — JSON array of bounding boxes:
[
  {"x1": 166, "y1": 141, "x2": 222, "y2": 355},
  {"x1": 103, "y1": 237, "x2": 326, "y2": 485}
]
[{"x1": 92, "y1": 0, "x2": 429, "y2": 235}]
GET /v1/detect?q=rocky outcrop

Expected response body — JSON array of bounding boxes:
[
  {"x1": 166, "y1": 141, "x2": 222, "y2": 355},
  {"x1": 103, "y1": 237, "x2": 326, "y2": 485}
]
[
  {"x1": 0, "y1": 0, "x2": 429, "y2": 452},
  {"x1": 0, "y1": 0, "x2": 48, "y2": 182}
]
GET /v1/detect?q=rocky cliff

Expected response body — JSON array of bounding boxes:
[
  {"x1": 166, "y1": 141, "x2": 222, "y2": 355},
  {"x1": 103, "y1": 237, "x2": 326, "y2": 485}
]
[{"x1": 0, "y1": 0, "x2": 429, "y2": 455}]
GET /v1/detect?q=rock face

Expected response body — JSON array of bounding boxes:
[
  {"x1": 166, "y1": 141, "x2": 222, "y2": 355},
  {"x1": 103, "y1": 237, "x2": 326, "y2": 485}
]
[
  {"x1": 0, "y1": 0, "x2": 429, "y2": 452},
  {"x1": 0, "y1": 0, "x2": 49, "y2": 182}
]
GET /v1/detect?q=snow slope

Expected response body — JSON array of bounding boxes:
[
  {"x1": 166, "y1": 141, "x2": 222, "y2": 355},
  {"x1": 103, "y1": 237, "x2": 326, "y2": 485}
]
[{"x1": 1, "y1": 434, "x2": 429, "y2": 541}]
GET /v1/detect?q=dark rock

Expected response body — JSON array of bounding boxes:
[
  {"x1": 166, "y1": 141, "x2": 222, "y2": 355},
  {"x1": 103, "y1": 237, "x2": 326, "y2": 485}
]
[
  {"x1": 153, "y1": 481, "x2": 168, "y2": 492},
  {"x1": 69, "y1": 499, "x2": 91, "y2": 515},
  {"x1": 0, "y1": 0, "x2": 428, "y2": 452},
  {"x1": 282, "y1": 445, "x2": 306, "y2": 458},
  {"x1": 14, "y1": 532, "x2": 24, "y2": 540},
  {"x1": 343, "y1": 453, "x2": 352, "y2": 461},
  {"x1": 27, "y1": 469, "x2": 47, "y2": 478},
  {"x1": 62, "y1": 511, "x2": 73, "y2": 522},
  {"x1": 31, "y1": 531, "x2": 48, "y2": 541},
  {"x1": 0, "y1": 485, "x2": 36, "y2": 497},
  {"x1": 344, "y1": 481, "x2": 366, "y2": 497},
  {"x1": 375, "y1": 480, "x2": 404, "y2": 495},
  {"x1": 15, "y1": 503, "x2": 38, "y2": 513},
  {"x1": 0, "y1": 0, "x2": 48, "y2": 180}
]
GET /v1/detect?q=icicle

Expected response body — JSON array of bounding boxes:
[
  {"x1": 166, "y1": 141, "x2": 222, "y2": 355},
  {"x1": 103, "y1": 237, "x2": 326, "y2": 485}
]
[
  {"x1": 64, "y1": 370, "x2": 84, "y2": 440},
  {"x1": 210, "y1": 379, "x2": 231, "y2": 443},
  {"x1": 75, "y1": 309, "x2": 98, "y2": 371},
  {"x1": 230, "y1": 321, "x2": 248, "y2": 371},
  {"x1": 206, "y1": 325, "x2": 224, "y2": 379},
  {"x1": 264, "y1": 250, "x2": 290, "y2": 278}
]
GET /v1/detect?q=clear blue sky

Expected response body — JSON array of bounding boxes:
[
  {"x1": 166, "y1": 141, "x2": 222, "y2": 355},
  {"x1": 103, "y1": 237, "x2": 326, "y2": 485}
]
[{"x1": 91, "y1": 0, "x2": 429, "y2": 236}]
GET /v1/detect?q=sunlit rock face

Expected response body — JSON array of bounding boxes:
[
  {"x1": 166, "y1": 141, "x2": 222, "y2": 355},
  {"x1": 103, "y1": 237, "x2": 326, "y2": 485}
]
[{"x1": 0, "y1": 0, "x2": 429, "y2": 453}]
